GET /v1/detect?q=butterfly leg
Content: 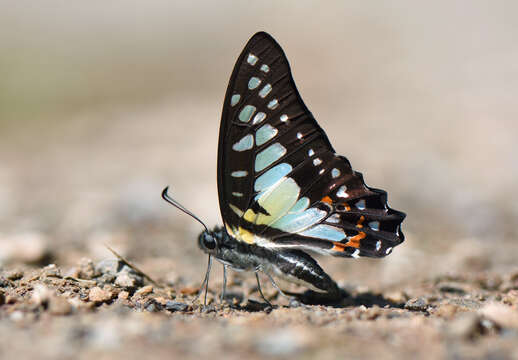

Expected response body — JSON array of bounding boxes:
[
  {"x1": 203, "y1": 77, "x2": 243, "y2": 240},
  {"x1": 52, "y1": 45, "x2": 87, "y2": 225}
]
[
  {"x1": 220, "y1": 264, "x2": 228, "y2": 303},
  {"x1": 254, "y1": 271, "x2": 272, "y2": 307},
  {"x1": 262, "y1": 271, "x2": 289, "y2": 299},
  {"x1": 193, "y1": 255, "x2": 213, "y2": 306}
]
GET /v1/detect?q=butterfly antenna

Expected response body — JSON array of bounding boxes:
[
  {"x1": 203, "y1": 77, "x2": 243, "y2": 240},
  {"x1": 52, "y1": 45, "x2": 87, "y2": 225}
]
[{"x1": 161, "y1": 186, "x2": 209, "y2": 233}]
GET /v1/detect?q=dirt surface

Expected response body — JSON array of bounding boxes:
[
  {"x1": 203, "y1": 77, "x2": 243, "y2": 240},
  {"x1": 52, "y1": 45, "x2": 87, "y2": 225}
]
[{"x1": 1, "y1": 260, "x2": 518, "y2": 360}]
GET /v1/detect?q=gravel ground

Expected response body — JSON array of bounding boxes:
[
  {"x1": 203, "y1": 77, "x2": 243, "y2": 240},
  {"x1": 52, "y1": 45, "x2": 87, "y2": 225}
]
[{"x1": 1, "y1": 259, "x2": 518, "y2": 360}]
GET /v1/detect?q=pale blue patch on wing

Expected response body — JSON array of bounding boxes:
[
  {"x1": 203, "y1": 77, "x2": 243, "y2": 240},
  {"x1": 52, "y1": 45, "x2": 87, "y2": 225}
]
[
  {"x1": 232, "y1": 192, "x2": 243, "y2": 197},
  {"x1": 270, "y1": 207, "x2": 327, "y2": 233},
  {"x1": 258, "y1": 84, "x2": 272, "y2": 98},
  {"x1": 247, "y1": 53, "x2": 258, "y2": 65},
  {"x1": 260, "y1": 64, "x2": 269, "y2": 72},
  {"x1": 230, "y1": 94, "x2": 240, "y2": 107},
  {"x1": 248, "y1": 77, "x2": 261, "y2": 90},
  {"x1": 252, "y1": 112, "x2": 266, "y2": 125},
  {"x1": 232, "y1": 134, "x2": 254, "y2": 152},
  {"x1": 256, "y1": 124, "x2": 278, "y2": 146},
  {"x1": 239, "y1": 105, "x2": 256, "y2": 123},
  {"x1": 289, "y1": 197, "x2": 310, "y2": 214},
  {"x1": 255, "y1": 143, "x2": 286, "y2": 172},
  {"x1": 356, "y1": 199, "x2": 366, "y2": 210},
  {"x1": 369, "y1": 221, "x2": 380, "y2": 231},
  {"x1": 331, "y1": 168, "x2": 341, "y2": 178},
  {"x1": 267, "y1": 99, "x2": 279, "y2": 109},
  {"x1": 300, "y1": 224, "x2": 346, "y2": 241},
  {"x1": 231, "y1": 170, "x2": 248, "y2": 178},
  {"x1": 254, "y1": 163, "x2": 292, "y2": 192}
]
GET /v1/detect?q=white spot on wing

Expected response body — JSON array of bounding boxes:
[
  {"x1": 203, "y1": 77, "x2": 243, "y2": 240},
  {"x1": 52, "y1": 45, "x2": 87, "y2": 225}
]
[
  {"x1": 297, "y1": 132, "x2": 303, "y2": 140},
  {"x1": 260, "y1": 64, "x2": 269, "y2": 72},
  {"x1": 267, "y1": 99, "x2": 279, "y2": 109},
  {"x1": 280, "y1": 114, "x2": 288, "y2": 122},
  {"x1": 308, "y1": 149, "x2": 315, "y2": 156},
  {"x1": 336, "y1": 185, "x2": 349, "y2": 198},
  {"x1": 331, "y1": 168, "x2": 340, "y2": 178},
  {"x1": 385, "y1": 247, "x2": 392, "y2": 255},
  {"x1": 231, "y1": 170, "x2": 248, "y2": 178},
  {"x1": 351, "y1": 249, "x2": 360, "y2": 258},
  {"x1": 247, "y1": 53, "x2": 258, "y2": 65},
  {"x1": 313, "y1": 158, "x2": 322, "y2": 166},
  {"x1": 232, "y1": 192, "x2": 243, "y2": 197},
  {"x1": 258, "y1": 84, "x2": 272, "y2": 98},
  {"x1": 376, "y1": 240, "x2": 381, "y2": 251},
  {"x1": 252, "y1": 112, "x2": 266, "y2": 125}
]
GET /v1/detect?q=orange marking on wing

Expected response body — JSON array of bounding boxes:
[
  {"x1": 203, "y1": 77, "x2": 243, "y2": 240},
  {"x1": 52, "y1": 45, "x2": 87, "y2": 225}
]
[
  {"x1": 346, "y1": 232, "x2": 366, "y2": 248},
  {"x1": 331, "y1": 242, "x2": 346, "y2": 252},
  {"x1": 356, "y1": 215, "x2": 365, "y2": 229},
  {"x1": 321, "y1": 196, "x2": 333, "y2": 205}
]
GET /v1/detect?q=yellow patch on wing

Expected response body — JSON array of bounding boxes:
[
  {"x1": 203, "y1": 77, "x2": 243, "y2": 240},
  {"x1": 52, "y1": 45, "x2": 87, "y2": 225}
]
[
  {"x1": 243, "y1": 209, "x2": 257, "y2": 223},
  {"x1": 224, "y1": 223, "x2": 236, "y2": 238},
  {"x1": 237, "y1": 226, "x2": 255, "y2": 244}
]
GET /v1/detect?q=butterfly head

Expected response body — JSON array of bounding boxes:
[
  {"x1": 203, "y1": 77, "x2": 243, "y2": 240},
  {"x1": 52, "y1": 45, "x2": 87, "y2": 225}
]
[{"x1": 198, "y1": 229, "x2": 219, "y2": 255}]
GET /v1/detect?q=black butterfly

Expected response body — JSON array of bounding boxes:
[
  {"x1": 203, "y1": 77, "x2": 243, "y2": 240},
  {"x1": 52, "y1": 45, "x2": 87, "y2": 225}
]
[{"x1": 163, "y1": 32, "x2": 405, "y2": 305}]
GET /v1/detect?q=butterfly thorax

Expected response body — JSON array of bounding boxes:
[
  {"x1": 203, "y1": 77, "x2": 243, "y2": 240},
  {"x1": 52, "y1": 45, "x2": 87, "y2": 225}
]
[{"x1": 198, "y1": 226, "x2": 340, "y2": 295}]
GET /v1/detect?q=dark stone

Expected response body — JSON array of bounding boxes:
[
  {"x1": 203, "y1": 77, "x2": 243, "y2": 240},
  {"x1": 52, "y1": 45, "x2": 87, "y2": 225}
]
[
  {"x1": 165, "y1": 301, "x2": 189, "y2": 312},
  {"x1": 404, "y1": 297, "x2": 429, "y2": 311}
]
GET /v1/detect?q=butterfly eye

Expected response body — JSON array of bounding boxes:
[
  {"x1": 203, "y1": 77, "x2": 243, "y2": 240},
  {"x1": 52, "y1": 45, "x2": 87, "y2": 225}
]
[{"x1": 204, "y1": 235, "x2": 216, "y2": 250}]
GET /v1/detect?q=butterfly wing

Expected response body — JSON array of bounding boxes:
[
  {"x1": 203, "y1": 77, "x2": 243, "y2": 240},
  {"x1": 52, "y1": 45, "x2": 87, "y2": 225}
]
[{"x1": 218, "y1": 32, "x2": 405, "y2": 258}]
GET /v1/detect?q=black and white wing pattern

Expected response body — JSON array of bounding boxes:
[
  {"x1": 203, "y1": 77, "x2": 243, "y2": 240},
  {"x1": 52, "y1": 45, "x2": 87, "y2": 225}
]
[{"x1": 218, "y1": 32, "x2": 405, "y2": 259}]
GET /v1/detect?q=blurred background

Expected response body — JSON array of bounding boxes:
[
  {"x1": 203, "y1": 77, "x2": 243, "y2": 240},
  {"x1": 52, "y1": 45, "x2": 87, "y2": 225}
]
[{"x1": 0, "y1": 1, "x2": 517, "y2": 290}]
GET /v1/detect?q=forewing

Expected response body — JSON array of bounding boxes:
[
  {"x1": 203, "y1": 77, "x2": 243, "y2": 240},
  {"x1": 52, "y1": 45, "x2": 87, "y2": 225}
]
[{"x1": 218, "y1": 32, "x2": 405, "y2": 258}]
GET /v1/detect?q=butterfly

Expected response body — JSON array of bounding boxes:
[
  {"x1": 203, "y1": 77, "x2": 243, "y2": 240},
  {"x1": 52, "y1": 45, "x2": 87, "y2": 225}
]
[{"x1": 163, "y1": 32, "x2": 405, "y2": 306}]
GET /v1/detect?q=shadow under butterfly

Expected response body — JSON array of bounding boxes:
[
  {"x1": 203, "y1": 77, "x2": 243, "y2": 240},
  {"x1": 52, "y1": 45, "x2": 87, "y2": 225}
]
[{"x1": 163, "y1": 32, "x2": 406, "y2": 307}]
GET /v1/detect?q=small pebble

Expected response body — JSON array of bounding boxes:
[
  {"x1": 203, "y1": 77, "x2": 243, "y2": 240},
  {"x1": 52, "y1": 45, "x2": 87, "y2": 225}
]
[
  {"x1": 41, "y1": 264, "x2": 61, "y2": 278},
  {"x1": 89, "y1": 287, "x2": 113, "y2": 303},
  {"x1": 4, "y1": 270, "x2": 24, "y2": 281},
  {"x1": 165, "y1": 301, "x2": 189, "y2": 312},
  {"x1": 0, "y1": 276, "x2": 9, "y2": 287},
  {"x1": 144, "y1": 299, "x2": 162, "y2": 312},
  {"x1": 118, "y1": 291, "x2": 129, "y2": 300},
  {"x1": 405, "y1": 297, "x2": 429, "y2": 311},
  {"x1": 134, "y1": 285, "x2": 153, "y2": 297},
  {"x1": 77, "y1": 258, "x2": 99, "y2": 279}
]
